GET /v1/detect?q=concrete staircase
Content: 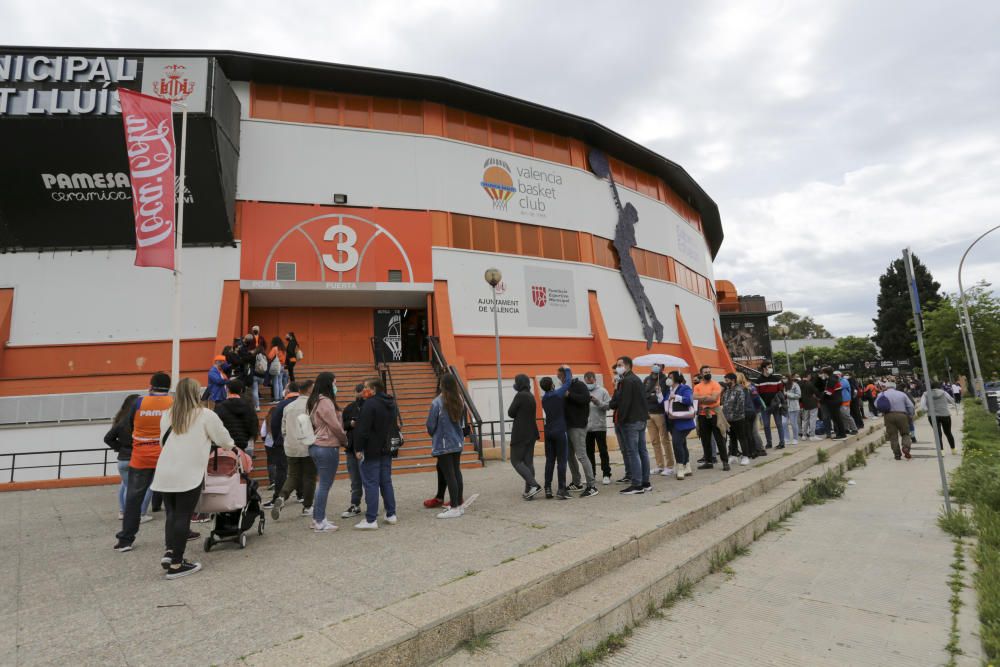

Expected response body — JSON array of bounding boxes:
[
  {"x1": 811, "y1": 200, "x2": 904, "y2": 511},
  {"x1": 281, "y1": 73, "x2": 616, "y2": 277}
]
[{"x1": 248, "y1": 362, "x2": 482, "y2": 486}]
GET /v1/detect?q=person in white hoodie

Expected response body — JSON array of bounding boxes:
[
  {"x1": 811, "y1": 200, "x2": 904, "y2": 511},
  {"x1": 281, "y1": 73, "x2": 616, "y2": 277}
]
[
  {"x1": 783, "y1": 376, "x2": 802, "y2": 445},
  {"x1": 151, "y1": 378, "x2": 235, "y2": 579},
  {"x1": 920, "y1": 381, "x2": 958, "y2": 454}
]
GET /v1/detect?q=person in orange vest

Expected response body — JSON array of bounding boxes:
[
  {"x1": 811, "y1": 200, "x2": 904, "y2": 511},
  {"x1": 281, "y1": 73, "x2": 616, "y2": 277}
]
[{"x1": 114, "y1": 372, "x2": 173, "y2": 552}]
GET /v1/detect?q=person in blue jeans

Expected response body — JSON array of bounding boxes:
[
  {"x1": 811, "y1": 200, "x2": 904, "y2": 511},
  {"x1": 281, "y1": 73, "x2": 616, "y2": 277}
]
[
  {"x1": 663, "y1": 371, "x2": 696, "y2": 479},
  {"x1": 610, "y1": 356, "x2": 652, "y2": 494},
  {"x1": 353, "y1": 376, "x2": 399, "y2": 529},
  {"x1": 540, "y1": 366, "x2": 574, "y2": 500},
  {"x1": 306, "y1": 372, "x2": 346, "y2": 533},
  {"x1": 103, "y1": 393, "x2": 152, "y2": 520}
]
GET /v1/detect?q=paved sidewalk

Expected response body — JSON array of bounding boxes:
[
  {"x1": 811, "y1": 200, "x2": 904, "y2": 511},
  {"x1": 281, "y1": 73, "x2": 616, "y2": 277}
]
[{"x1": 603, "y1": 410, "x2": 981, "y2": 666}]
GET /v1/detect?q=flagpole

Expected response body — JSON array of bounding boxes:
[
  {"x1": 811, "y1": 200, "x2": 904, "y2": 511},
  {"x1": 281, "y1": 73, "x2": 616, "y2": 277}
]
[{"x1": 170, "y1": 103, "x2": 188, "y2": 392}]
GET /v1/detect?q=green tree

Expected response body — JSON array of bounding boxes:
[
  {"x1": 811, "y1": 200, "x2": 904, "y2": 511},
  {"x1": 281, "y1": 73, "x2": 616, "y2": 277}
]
[
  {"x1": 830, "y1": 335, "x2": 879, "y2": 363},
  {"x1": 873, "y1": 254, "x2": 941, "y2": 359},
  {"x1": 923, "y1": 282, "x2": 1000, "y2": 382},
  {"x1": 769, "y1": 311, "x2": 833, "y2": 339}
]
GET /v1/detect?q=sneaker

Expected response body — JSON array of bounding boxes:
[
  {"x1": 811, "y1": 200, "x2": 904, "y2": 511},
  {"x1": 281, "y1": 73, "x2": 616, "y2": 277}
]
[
  {"x1": 262, "y1": 500, "x2": 275, "y2": 510},
  {"x1": 685, "y1": 463, "x2": 694, "y2": 476},
  {"x1": 191, "y1": 513, "x2": 211, "y2": 523},
  {"x1": 580, "y1": 486, "x2": 599, "y2": 498},
  {"x1": 615, "y1": 477, "x2": 631, "y2": 485},
  {"x1": 556, "y1": 488, "x2": 572, "y2": 500},
  {"x1": 832, "y1": 436, "x2": 847, "y2": 441},
  {"x1": 384, "y1": 514, "x2": 398, "y2": 525},
  {"x1": 341, "y1": 505, "x2": 361, "y2": 518},
  {"x1": 904, "y1": 451, "x2": 912, "y2": 460},
  {"x1": 602, "y1": 476, "x2": 612, "y2": 485},
  {"x1": 545, "y1": 488, "x2": 554, "y2": 499},
  {"x1": 650, "y1": 467, "x2": 662, "y2": 475},
  {"x1": 186, "y1": 530, "x2": 200, "y2": 542},
  {"x1": 118, "y1": 511, "x2": 124, "y2": 520},
  {"x1": 290, "y1": 495, "x2": 303, "y2": 504},
  {"x1": 301, "y1": 507, "x2": 313, "y2": 517},
  {"x1": 894, "y1": 455, "x2": 902, "y2": 460},
  {"x1": 765, "y1": 444, "x2": 773, "y2": 449},
  {"x1": 355, "y1": 519, "x2": 379, "y2": 530},
  {"x1": 722, "y1": 463, "x2": 731, "y2": 471},
  {"x1": 525, "y1": 485, "x2": 542, "y2": 499},
  {"x1": 165, "y1": 561, "x2": 202, "y2": 580},
  {"x1": 266, "y1": 483, "x2": 275, "y2": 491},
  {"x1": 728, "y1": 456, "x2": 738, "y2": 465},
  {"x1": 620, "y1": 485, "x2": 644, "y2": 495},
  {"x1": 792, "y1": 439, "x2": 799, "y2": 445},
  {"x1": 160, "y1": 550, "x2": 173, "y2": 570},
  {"x1": 140, "y1": 514, "x2": 153, "y2": 524},
  {"x1": 312, "y1": 519, "x2": 338, "y2": 532},
  {"x1": 641, "y1": 483, "x2": 653, "y2": 493},
  {"x1": 113, "y1": 540, "x2": 132, "y2": 553},
  {"x1": 951, "y1": 448, "x2": 957, "y2": 456},
  {"x1": 423, "y1": 497, "x2": 444, "y2": 509},
  {"x1": 661, "y1": 467, "x2": 673, "y2": 476},
  {"x1": 776, "y1": 444, "x2": 785, "y2": 450},
  {"x1": 697, "y1": 462, "x2": 714, "y2": 470},
  {"x1": 271, "y1": 497, "x2": 284, "y2": 520},
  {"x1": 567, "y1": 482, "x2": 584, "y2": 492},
  {"x1": 437, "y1": 507, "x2": 464, "y2": 519},
  {"x1": 758, "y1": 450, "x2": 768, "y2": 456},
  {"x1": 740, "y1": 456, "x2": 750, "y2": 466},
  {"x1": 697, "y1": 457, "x2": 706, "y2": 464},
  {"x1": 676, "y1": 467, "x2": 686, "y2": 480},
  {"x1": 811, "y1": 436, "x2": 823, "y2": 441}
]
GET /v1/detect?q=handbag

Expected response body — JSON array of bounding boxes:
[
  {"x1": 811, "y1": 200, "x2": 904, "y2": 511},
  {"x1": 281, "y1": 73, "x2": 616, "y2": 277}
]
[{"x1": 666, "y1": 392, "x2": 696, "y2": 420}]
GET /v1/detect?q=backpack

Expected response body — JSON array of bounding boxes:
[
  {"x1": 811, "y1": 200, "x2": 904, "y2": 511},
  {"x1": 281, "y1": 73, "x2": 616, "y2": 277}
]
[
  {"x1": 268, "y1": 356, "x2": 281, "y2": 376},
  {"x1": 254, "y1": 352, "x2": 268, "y2": 375},
  {"x1": 387, "y1": 405, "x2": 404, "y2": 458},
  {"x1": 295, "y1": 412, "x2": 317, "y2": 446},
  {"x1": 875, "y1": 393, "x2": 891, "y2": 414}
]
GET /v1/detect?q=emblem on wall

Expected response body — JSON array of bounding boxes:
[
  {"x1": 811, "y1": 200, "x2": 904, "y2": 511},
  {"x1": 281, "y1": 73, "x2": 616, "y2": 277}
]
[
  {"x1": 531, "y1": 285, "x2": 548, "y2": 308},
  {"x1": 151, "y1": 64, "x2": 196, "y2": 102},
  {"x1": 480, "y1": 157, "x2": 516, "y2": 211},
  {"x1": 588, "y1": 149, "x2": 663, "y2": 349}
]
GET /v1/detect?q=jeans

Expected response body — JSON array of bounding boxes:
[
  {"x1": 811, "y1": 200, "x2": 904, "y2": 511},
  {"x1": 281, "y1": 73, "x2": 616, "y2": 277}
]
[
  {"x1": 345, "y1": 450, "x2": 363, "y2": 506},
  {"x1": 620, "y1": 420, "x2": 650, "y2": 486},
  {"x1": 671, "y1": 427, "x2": 693, "y2": 465},
  {"x1": 786, "y1": 409, "x2": 801, "y2": 441},
  {"x1": 162, "y1": 485, "x2": 201, "y2": 564},
  {"x1": 697, "y1": 413, "x2": 724, "y2": 462},
  {"x1": 251, "y1": 376, "x2": 263, "y2": 410},
  {"x1": 543, "y1": 432, "x2": 569, "y2": 491},
  {"x1": 762, "y1": 405, "x2": 785, "y2": 446},
  {"x1": 271, "y1": 372, "x2": 285, "y2": 402},
  {"x1": 116, "y1": 466, "x2": 156, "y2": 545},
  {"x1": 615, "y1": 424, "x2": 630, "y2": 480},
  {"x1": 360, "y1": 455, "x2": 396, "y2": 523},
  {"x1": 840, "y1": 405, "x2": 857, "y2": 434},
  {"x1": 801, "y1": 408, "x2": 818, "y2": 437},
  {"x1": 586, "y1": 431, "x2": 611, "y2": 478},
  {"x1": 309, "y1": 445, "x2": 340, "y2": 524},
  {"x1": 116, "y1": 460, "x2": 151, "y2": 515},
  {"x1": 646, "y1": 413, "x2": 675, "y2": 469},
  {"x1": 567, "y1": 427, "x2": 594, "y2": 487},
  {"x1": 279, "y1": 455, "x2": 316, "y2": 509},
  {"x1": 437, "y1": 451, "x2": 463, "y2": 506},
  {"x1": 510, "y1": 440, "x2": 539, "y2": 492}
]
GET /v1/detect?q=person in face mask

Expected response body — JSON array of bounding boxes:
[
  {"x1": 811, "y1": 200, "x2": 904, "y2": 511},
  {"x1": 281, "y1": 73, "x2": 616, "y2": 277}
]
[
  {"x1": 693, "y1": 365, "x2": 728, "y2": 470},
  {"x1": 584, "y1": 372, "x2": 613, "y2": 484},
  {"x1": 507, "y1": 374, "x2": 542, "y2": 499},
  {"x1": 663, "y1": 371, "x2": 696, "y2": 478},
  {"x1": 754, "y1": 362, "x2": 787, "y2": 449},
  {"x1": 608, "y1": 357, "x2": 652, "y2": 494},
  {"x1": 643, "y1": 364, "x2": 675, "y2": 477},
  {"x1": 819, "y1": 366, "x2": 847, "y2": 440}
]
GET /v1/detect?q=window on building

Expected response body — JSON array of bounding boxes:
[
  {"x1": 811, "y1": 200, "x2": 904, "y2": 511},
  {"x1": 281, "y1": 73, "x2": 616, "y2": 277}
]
[
  {"x1": 471, "y1": 216, "x2": 496, "y2": 252},
  {"x1": 561, "y1": 229, "x2": 579, "y2": 261},
  {"x1": 451, "y1": 214, "x2": 471, "y2": 250},
  {"x1": 520, "y1": 224, "x2": 541, "y2": 257},
  {"x1": 313, "y1": 91, "x2": 340, "y2": 125},
  {"x1": 541, "y1": 227, "x2": 563, "y2": 260},
  {"x1": 342, "y1": 95, "x2": 370, "y2": 127},
  {"x1": 497, "y1": 220, "x2": 518, "y2": 254}
]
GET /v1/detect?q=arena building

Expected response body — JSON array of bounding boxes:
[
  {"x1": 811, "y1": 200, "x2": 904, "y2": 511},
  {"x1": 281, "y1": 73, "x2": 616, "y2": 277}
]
[{"x1": 0, "y1": 47, "x2": 731, "y2": 425}]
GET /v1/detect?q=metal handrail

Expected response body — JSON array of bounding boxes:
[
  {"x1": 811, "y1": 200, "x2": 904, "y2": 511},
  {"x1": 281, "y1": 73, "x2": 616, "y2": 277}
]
[
  {"x1": 2, "y1": 447, "x2": 116, "y2": 483},
  {"x1": 381, "y1": 361, "x2": 405, "y2": 430},
  {"x1": 427, "y1": 336, "x2": 485, "y2": 460}
]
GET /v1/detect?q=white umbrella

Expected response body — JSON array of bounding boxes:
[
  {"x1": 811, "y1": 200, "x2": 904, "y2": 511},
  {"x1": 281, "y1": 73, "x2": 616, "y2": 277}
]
[{"x1": 632, "y1": 353, "x2": 689, "y2": 368}]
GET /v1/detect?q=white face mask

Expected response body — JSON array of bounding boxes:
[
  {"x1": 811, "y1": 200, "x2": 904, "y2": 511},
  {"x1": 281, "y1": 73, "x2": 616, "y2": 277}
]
[
  {"x1": 763, "y1": 367, "x2": 772, "y2": 376},
  {"x1": 585, "y1": 382, "x2": 596, "y2": 391},
  {"x1": 665, "y1": 378, "x2": 674, "y2": 387},
  {"x1": 615, "y1": 366, "x2": 626, "y2": 376}
]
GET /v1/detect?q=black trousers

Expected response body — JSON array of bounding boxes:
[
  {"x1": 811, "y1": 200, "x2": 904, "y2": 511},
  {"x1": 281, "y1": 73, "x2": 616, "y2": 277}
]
[
  {"x1": 823, "y1": 402, "x2": 847, "y2": 438},
  {"x1": 697, "y1": 414, "x2": 723, "y2": 463},
  {"x1": 543, "y1": 432, "x2": 569, "y2": 491},
  {"x1": 728, "y1": 419, "x2": 752, "y2": 458},
  {"x1": 585, "y1": 431, "x2": 611, "y2": 477},
  {"x1": 510, "y1": 440, "x2": 538, "y2": 492},
  {"x1": 116, "y1": 467, "x2": 155, "y2": 545},
  {"x1": 436, "y1": 452, "x2": 464, "y2": 506},
  {"x1": 268, "y1": 445, "x2": 288, "y2": 502},
  {"x1": 286, "y1": 362, "x2": 296, "y2": 382},
  {"x1": 162, "y1": 486, "x2": 202, "y2": 564},
  {"x1": 929, "y1": 415, "x2": 956, "y2": 449}
]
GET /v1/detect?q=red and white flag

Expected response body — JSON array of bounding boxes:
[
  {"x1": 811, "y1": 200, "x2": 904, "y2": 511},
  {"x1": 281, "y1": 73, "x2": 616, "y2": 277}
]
[{"x1": 119, "y1": 89, "x2": 176, "y2": 270}]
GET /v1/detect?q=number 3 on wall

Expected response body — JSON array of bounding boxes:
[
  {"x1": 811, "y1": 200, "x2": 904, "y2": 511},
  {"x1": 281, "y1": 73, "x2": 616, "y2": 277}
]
[{"x1": 322, "y1": 224, "x2": 359, "y2": 272}]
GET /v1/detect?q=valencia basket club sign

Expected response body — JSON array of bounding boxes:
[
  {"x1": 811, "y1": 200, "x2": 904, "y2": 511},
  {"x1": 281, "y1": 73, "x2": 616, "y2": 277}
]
[{"x1": 118, "y1": 89, "x2": 176, "y2": 270}]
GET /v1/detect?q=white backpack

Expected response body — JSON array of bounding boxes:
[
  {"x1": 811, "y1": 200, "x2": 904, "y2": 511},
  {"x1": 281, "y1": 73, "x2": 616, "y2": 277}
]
[{"x1": 254, "y1": 352, "x2": 268, "y2": 375}]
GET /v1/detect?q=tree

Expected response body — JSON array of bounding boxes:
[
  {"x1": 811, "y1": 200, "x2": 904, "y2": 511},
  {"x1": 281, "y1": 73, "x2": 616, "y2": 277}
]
[
  {"x1": 773, "y1": 337, "x2": 879, "y2": 377},
  {"x1": 873, "y1": 254, "x2": 941, "y2": 359},
  {"x1": 923, "y1": 282, "x2": 1000, "y2": 382},
  {"x1": 769, "y1": 311, "x2": 833, "y2": 340}
]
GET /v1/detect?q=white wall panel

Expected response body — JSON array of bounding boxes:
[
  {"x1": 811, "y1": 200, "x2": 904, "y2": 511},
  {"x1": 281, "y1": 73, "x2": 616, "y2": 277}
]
[
  {"x1": 0, "y1": 246, "x2": 240, "y2": 345},
  {"x1": 230, "y1": 80, "x2": 251, "y2": 119}
]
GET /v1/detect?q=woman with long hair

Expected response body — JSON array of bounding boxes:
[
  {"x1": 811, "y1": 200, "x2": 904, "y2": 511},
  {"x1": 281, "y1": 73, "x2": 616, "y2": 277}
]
[
  {"x1": 151, "y1": 378, "x2": 235, "y2": 579},
  {"x1": 426, "y1": 374, "x2": 467, "y2": 518},
  {"x1": 663, "y1": 371, "x2": 695, "y2": 480},
  {"x1": 285, "y1": 332, "x2": 300, "y2": 383},
  {"x1": 268, "y1": 336, "x2": 287, "y2": 402},
  {"x1": 737, "y1": 372, "x2": 766, "y2": 457},
  {"x1": 104, "y1": 394, "x2": 151, "y2": 521},
  {"x1": 307, "y1": 371, "x2": 347, "y2": 532}
]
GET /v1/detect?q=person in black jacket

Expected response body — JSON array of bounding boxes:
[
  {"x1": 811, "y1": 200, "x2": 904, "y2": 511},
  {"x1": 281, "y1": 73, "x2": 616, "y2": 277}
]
[
  {"x1": 610, "y1": 356, "x2": 651, "y2": 494},
  {"x1": 819, "y1": 367, "x2": 847, "y2": 440},
  {"x1": 507, "y1": 374, "x2": 542, "y2": 499},
  {"x1": 340, "y1": 383, "x2": 365, "y2": 518},
  {"x1": 104, "y1": 393, "x2": 150, "y2": 521},
  {"x1": 261, "y1": 382, "x2": 300, "y2": 509},
  {"x1": 353, "y1": 377, "x2": 398, "y2": 529},
  {"x1": 214, "y1": 379, "x2": 259, "y2": 451},
  {"x1": 562, "y1": 367, "x2": 598, "y2": 497}
]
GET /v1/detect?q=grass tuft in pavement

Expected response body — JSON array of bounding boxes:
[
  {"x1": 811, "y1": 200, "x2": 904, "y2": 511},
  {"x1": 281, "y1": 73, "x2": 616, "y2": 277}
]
[
  {"x1": 801, "y1": 469, "x2": 847, "y2": 505},
  {"x1": 937, "y1": 507, "x2": 976, "y2": 538},
  {"x1": 816, "y1": 447, "x2": 830, "y2": 463},
  {"x1": 459, "y1": 630, "x2": 501, "y2": 655},
  {"x1": 566, "y1": 626, "x2": 633, "y2": 667},
  {"x1": 846, "y1": 449, "x2": 867, "y2": 470}
]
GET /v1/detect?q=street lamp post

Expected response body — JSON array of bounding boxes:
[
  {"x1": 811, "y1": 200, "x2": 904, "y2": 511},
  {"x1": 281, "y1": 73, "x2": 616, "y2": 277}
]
[
  {"x1": 484, "y1": 268, "x2": 507, "y2": 461},
  {"x1": 777, "y1": 324, "x2": 792, "y2": 375},
  {"x1": 958, "y1": 223, "x2": 1000, "y2": 399}
]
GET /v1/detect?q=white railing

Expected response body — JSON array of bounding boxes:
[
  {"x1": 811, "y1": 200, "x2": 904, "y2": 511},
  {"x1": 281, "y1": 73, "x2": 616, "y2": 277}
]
[{"x1": 0, "y1": 390, "x2": 144, "y2": 426}]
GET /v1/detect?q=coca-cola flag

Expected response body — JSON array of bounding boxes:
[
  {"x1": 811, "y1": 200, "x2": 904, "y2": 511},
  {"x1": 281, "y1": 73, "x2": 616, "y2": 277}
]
[{"x1": 118, "y1": 89, "x2": 176, "y2": 269}]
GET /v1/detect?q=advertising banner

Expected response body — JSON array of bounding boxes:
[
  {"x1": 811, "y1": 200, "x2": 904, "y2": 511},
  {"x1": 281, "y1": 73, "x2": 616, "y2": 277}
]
[
  {"x1": 118, "y1": 89, "x2": 175, "y2": 270},
  {"x1": 374, "y1": 308, "x2": 403, "y2": 363},
  {"x1": 721, "y1": 315, "x2": 772, "y2": 365}
]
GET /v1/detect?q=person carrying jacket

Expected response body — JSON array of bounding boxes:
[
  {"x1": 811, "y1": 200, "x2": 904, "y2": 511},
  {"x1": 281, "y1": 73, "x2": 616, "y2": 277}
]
[
  {"x1": 584, "y1": 372, "x2": 613, "y2": 485},
  {"x1": 207, "y1": 356, "x2": 229, "y2": 403},
  {"x1": 272, "y1": 380, "x2": 316, "y2": 520},
  {"x1": 507, "y1": 374, "x2": 542, "y2": 499},
  {"x1": 353, "y1": 376, "x2": 399, "y2": 529},
  {"x1": 643, "y1": 365, "x2": 675, "y2": 476},
  {"x1": 214, "y1": 379, "x2": 258, "y2": 451},
  {"x1": 610, "y1": 356, "x2": 651, "y2": 495},
  {"x1": 540, "y1": 366, "x2": 574, "y2": 500},
  {"x1": 341, "y1": 383, "x2": 366, "y2": 518},
  {"x1": 563, "y1": 367, "x2": 598, "y2": 497}
]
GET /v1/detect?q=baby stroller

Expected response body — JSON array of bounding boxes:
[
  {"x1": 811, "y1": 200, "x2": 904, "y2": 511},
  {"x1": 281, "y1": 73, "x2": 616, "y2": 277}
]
[{"x1": 195, "y1": 447, "x2": 266, "y2": 551}]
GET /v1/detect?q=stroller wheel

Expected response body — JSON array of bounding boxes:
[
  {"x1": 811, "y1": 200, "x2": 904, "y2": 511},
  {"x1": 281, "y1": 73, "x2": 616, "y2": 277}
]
[
  {"x1": 239, "y1": 533, "x2": 247, "y2": 549},
  {"x1": 204, "y1": 537, "x2": 213, "y2": 553}
]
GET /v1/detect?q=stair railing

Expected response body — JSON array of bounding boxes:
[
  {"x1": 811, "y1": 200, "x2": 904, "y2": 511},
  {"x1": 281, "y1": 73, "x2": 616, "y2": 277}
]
[{"x1": 428, "y1": 336, "x2": 485, "y2": 461}]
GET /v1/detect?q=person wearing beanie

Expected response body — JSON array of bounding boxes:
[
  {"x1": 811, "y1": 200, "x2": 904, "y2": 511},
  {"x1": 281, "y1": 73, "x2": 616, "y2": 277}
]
[
  {"x1": 207, "y1": 355, "x2": 229, "y2": 403},
  {"x1": 114, "y1": 372, "x2": 173, "y2": 552},
  {"x1": 507, "y1": 374, "x2": 542, "y2": 499}
]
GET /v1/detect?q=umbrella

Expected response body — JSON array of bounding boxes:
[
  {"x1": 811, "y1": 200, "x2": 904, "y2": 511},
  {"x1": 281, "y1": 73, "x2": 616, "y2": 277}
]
[{"x1": 632, "y1": 353, "x2": 689, "y2": 368}]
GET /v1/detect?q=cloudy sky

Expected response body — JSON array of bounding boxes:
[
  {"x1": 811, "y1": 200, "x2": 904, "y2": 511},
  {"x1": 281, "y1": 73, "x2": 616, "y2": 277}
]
[{"x1": 5, "y1": 0, "x2": 999, "y2": 336}]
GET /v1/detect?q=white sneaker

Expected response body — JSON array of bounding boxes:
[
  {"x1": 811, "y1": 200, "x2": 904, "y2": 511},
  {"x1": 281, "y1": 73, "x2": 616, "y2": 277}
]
[
  {"x1": 355, "y1": 519, "x2": 379, "y2": 530},
  {"x1": 661, "y1": 467, "x2": 673, "y2": 476},
  {"x1": 602, "y1": 476, "x2": 611, "y2": 485},
  {"x1": 740, "y1": 456, "x2": 750, "y2": 466},
  {"x1": 436, "y1": 507, "x2": 464, "y2": 519},
  {"x1": 650, "y1": 467, "x2": 662, "y2": 475},
  {"x1": 118, "y1": 511, "x2": 124, "y2": 520},
  {"x1": 728, "y1": 456, "x2": 738, "y2": 465},
  {"x1": 139, "y1": 514, "x2": 153, "y2": 524},
  {"x1": 685, "y1": 463, "x2": 693, "y2": 475},
  {"x1": 301, "y1": 507, "x2": 313, "y2": 517},
  {"x1": 384, "y1": 514, "x2": 398, "y2": 525},
  {"x1": 792, "y1": 439, "x2": 799, "y2": 444},
  {"x1": 676, "y1": 466, "x2": 685, "y2": 480},
  {"x1": 312, "y1": 519, "x2": 338, "y2": 532}
]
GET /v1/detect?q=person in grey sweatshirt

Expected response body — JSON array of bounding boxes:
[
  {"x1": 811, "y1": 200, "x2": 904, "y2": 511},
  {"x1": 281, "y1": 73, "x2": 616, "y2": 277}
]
[
  {"x1": 920, "y1": 382, "x2": 957, "y2": 453},
  {"x1": 584, "y1": 372, "x2": 613, "y2": 484}
]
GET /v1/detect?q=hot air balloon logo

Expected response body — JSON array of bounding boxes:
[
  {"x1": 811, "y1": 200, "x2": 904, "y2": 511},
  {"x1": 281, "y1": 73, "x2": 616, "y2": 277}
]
[{"x1": 481, "y1": 157, "x2": 516, "y2": 210}]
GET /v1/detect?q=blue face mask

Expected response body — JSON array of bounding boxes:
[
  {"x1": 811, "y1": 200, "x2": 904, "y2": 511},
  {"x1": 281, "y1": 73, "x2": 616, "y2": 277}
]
[
  {"x1": 585, "y1": 382, "x2": 596, "y2": 391},
  {"x1": 652, "y1": 365, "x2": 662, "y2": 374},
  {"x1": 332, "y1": 385, "x2": 338, "y2": 396}
]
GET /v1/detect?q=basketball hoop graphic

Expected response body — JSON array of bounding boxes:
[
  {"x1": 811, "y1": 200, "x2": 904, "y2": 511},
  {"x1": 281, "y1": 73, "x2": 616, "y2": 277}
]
[{"x1": 384, "y1": 314, "x2": 403, "y2": 361}]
